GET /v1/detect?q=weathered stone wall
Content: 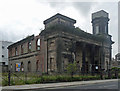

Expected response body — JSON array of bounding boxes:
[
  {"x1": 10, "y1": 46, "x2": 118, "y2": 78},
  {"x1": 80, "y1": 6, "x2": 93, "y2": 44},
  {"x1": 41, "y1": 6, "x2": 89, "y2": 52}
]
[
  {"x1": 8, "y1": 35, "x2": 46, "y2": 74},
  {"x1": 47, "y1": 37, "x2": 57, "y2": 74}
]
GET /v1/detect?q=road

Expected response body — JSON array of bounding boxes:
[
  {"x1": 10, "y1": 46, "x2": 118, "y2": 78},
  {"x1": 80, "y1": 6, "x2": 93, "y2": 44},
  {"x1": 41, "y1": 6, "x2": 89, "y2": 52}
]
[
  {"x1": 51, "y1": 81, "x2": 118, "y2": 89},
  {"x1": 2, "y1": 80, "x2": 119, "y2": 91},
  {"x1": 13, "y1": 80, "x2": 119, "y2": 91}
]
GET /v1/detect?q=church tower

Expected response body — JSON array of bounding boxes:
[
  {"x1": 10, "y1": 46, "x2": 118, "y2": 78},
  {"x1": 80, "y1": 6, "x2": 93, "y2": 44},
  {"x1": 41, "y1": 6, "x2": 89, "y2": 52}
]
[{"x1": 91, "y1": 10, "x2": 109, "y2": 35}]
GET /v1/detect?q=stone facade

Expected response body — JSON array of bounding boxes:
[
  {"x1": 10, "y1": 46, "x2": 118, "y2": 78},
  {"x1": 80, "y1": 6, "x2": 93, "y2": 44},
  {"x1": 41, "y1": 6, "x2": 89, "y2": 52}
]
[
  {"x1": 8, "y1": 35, "x2": 47, "y2": 74},
  {"x1": 8, "y1": 10, "x2": 114, "y2": 74}
]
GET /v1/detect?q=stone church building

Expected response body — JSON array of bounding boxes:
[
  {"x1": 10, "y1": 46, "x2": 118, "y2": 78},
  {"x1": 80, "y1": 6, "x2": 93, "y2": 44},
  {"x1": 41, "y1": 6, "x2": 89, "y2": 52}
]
[{"x1": 8, "y1": 10, "x2": 114, "y2": 74}]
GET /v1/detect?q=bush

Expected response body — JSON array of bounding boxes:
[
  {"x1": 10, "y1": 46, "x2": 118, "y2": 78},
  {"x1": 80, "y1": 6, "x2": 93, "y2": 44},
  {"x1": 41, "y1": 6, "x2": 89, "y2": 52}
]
[
  {"x1": 25, "y1": 79, "x2": 36, "y2": 84},
  {"x1": 2, "y1": 80, "x2": 8, "y2": 86},
  {"x1": 66, "y1": 62, "x2": 77, "y2": 77},
  {"x1": 41, "y1": 76, "x2": 57, "y2": 83},
  {"x1": 35, "y1": 78, "x2": 42, "y2": 84},
  {"x1": 56, "y1": 75, "x2": 72, "y2": 82},
  {"x1": 2, "y1": 74, "x2": 102, "y2": 86}
]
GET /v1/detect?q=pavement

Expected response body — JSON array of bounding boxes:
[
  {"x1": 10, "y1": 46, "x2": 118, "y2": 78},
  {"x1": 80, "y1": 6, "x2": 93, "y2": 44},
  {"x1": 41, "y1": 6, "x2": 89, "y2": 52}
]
[{"x1": 1, "y1": 79, "x2": 118, "y2": 91}]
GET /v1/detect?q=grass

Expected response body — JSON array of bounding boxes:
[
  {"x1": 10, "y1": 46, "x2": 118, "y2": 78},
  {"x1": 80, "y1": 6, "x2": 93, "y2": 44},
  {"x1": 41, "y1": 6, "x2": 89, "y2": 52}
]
[{"x1": 1, "y1": 72, "x2": 120, "y2": 86}]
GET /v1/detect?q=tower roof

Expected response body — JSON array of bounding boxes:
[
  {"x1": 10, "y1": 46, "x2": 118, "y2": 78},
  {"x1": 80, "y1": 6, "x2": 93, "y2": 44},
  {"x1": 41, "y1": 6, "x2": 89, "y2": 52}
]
[{"x1": 92, "y1": 10, "x2": 109, "y2": 20}]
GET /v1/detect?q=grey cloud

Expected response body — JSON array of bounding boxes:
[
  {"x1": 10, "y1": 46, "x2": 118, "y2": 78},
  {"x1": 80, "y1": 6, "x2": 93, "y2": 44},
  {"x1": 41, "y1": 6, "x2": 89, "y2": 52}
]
[
  {"x1": 72, "y1": 2, "x2": 96, "y2": 16},
  {"x1": 36, "y1": 0, "x2": 97, "y2": 17},
  {"x1": 0, "y1": 28, "x2": 21, "y2": 42},
  {"x1": 48, "y1": 2, "x2": 72, "y2": 11},
  {"x1": 47, "y1": 2, "x2": 97, "y2": 16}
]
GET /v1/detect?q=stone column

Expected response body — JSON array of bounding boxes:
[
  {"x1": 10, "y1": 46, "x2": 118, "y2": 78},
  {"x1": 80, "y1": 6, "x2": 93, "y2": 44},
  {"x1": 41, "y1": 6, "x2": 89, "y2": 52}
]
[
  {"x1": 44, "y1": 40, "x2": 48, "y2": 74},
  {"x1": 56, "y1": 37, "x2": 62, "y2": 74},
  {"x1": 98, "y1": 47, "x2": 101, "y2": 73},
  {"x1": 108, "y1": 46, "x2": 112, "y2": 78},
  {"x1": 99, "y1": 45, "x2": 105, "y2": 79},
  {"x1": 91, "y1": 45, "x2": 95, "y2": 76}
]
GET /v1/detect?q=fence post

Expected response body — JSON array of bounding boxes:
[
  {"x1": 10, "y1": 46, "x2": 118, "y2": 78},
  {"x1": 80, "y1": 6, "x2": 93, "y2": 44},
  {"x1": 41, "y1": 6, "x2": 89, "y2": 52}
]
[{"x1": 8, "y1": 70, "x2": 10, "y2": 86}]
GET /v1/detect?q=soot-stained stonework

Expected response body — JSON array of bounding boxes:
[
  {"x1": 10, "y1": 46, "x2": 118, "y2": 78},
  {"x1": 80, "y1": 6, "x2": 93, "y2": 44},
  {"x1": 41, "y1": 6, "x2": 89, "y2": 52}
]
[{"x1": 8, "y1": 10, "x2": 114, "y2": 75}]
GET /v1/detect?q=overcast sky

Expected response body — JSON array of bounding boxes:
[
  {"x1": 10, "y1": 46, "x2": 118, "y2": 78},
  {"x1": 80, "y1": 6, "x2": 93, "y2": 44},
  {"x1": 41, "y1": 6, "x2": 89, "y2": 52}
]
[{"x1": 0, "y1": 0, "x2": 118, "y2": 58}]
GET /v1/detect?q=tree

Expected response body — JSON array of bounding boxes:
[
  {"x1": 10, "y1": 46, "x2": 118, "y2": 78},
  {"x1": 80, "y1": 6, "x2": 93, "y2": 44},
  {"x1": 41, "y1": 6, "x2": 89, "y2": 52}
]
[{"x1": 66, "y1": 62, "x2": 77, "y2": 78}]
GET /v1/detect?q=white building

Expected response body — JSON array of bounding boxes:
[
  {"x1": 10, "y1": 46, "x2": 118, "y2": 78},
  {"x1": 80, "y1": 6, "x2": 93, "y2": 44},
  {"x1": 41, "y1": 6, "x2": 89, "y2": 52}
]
[{"x1": 0, "y1": 41, "x2": 13, "y2": 66}]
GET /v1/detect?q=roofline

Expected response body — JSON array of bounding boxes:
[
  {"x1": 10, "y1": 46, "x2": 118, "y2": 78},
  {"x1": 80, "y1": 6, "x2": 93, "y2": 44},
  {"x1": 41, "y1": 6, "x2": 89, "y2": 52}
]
[
  {"x1": 44, "y1": 13, "x2": 76, "y2": 24},
  {"x1": 8, "y1": 35, "x2": 34, "y2": 49},
  {"x1": 92, "y1": 10, "x2": 109, "y2": 15}
]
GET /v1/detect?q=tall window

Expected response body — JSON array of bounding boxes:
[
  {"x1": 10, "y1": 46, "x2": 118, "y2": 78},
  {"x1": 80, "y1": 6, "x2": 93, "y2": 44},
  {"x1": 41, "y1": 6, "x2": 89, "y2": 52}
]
[
  {"x1": 37, "y1": 39, "x2": 40, "y2": 50},
  {"x1": 95, "y1": 26, "x2": 99, "y2": 34},
  {"x1": 15, "y1": 47, "x2": 18, "y2": 55},
  {"x1": 21, "y1": 62, "x2": 24, "y2": 72},
  {"x1": 36, "y1": 60, "x2": 39, "y2": 72},
  {"x1": 21, "y1": 45, "x2": 24, "y2": 54},
  {"x1": 9, "y1": 49, "x2": 12, "y2": 57},
  {"x1": 105, "y1": 25, "x2": 107, "y2": 34},
  {"x1": 28, "y1": 42, "x2": 32, "y2": 52},
  {"x1": 50, "y1": 57, "x2": 54, "y2": 71},
  {"x1": 28, "y1": 61, "x2": 31, "y2": 72}
]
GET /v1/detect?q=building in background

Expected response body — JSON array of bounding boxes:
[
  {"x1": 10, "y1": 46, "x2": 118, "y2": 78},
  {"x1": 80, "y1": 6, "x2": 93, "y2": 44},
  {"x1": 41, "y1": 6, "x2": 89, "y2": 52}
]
[
  {"x1": 115, "y1": 53, "x2": 120, "y2": 61},
  {"x1": 8, "y1": 10, "x2": 114, "y2": 75},
  {"x1": 0, "y1": 41, "x2": 13, "y2": 72},
  {"x1": 111, "y1": 53, "x2": 120, "y2": 68}
]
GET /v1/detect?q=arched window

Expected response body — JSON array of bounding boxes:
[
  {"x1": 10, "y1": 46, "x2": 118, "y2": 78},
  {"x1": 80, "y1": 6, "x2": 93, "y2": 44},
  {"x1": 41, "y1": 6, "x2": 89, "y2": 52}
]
[
  {"x1": 9, "y1": 49, "x2": 12, "y2": 57},
  {"x1": 50, "y1": 57, "x2": 54, "y2": 71},
  {"x1": 28, "y1": 42, "x2": 32, "y2": 52},
  {"x1": 15, "y1": 47, "x2": 18, "y2": 55},
  {"x1": 21, "y1": 62, "x2": 24, "y2": 72},
  {"x1": 105, "y1": 25, "x2": 107, "y2": 34},
  {"x1": 37, "y1": 39, "x2": 40, "y2": 50},
  {"x1": 36, "y1": 60, "x2": 39, "y2": 72},
  {"x1": 95, "y1": 26, "x2": 99, "y2": 34},
  {"x1": 21, "y1": 45, "x2": 24, "y2": 54},
  {"x1": 28, "y1": 61, "x2": 31, "y2": 72}
]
